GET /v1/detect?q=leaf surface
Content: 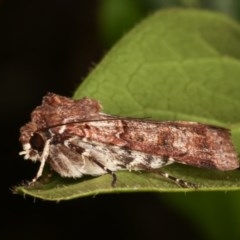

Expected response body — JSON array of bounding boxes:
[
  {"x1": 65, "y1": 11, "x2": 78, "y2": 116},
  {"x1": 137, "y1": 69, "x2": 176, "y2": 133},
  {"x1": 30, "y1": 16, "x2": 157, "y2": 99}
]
[{"x1": 16, "y1": 9, "x2": 240, "y2": 200}]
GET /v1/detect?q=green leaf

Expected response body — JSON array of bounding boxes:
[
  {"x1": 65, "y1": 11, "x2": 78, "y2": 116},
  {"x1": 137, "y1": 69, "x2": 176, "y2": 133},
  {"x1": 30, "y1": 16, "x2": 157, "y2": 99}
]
[{"x1": 16, "y1": 9, "x2": 240, "y2": 200}]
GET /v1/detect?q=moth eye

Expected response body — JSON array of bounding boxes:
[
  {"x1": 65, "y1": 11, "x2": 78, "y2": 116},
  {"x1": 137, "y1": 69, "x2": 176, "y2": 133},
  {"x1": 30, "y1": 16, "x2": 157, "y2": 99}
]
[{"x1": 30, "y1": 133, "x2": 45, "y2": 152}]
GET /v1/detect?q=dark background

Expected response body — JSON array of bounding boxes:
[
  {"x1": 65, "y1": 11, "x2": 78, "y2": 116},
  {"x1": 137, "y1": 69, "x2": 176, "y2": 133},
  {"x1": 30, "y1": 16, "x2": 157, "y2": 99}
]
[{"x1": 2, "y1": 1, "x2": 239, "y2": 239}]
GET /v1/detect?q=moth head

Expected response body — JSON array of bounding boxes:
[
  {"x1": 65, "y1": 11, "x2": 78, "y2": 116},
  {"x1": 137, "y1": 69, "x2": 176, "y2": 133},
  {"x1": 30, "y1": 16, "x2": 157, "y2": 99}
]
[
  {"x1": 19, "y1": 93, "x2": 103, "y2": 161},
  {"x1": 19, "y1": 122, "x2": 51, "y2": 161}
]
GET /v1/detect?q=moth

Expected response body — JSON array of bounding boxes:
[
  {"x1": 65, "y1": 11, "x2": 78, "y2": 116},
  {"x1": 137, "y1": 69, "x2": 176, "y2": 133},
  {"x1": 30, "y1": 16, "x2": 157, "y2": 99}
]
[{"x1": 19, "y1": 93, "x2": 239, "y2": 188}]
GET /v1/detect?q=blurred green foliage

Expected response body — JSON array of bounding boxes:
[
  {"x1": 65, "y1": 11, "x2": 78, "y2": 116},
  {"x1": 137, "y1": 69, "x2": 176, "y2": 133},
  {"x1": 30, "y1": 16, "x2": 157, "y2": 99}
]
[{"x1": 98, "y1": 0, "x2": 240, "y2": 47}]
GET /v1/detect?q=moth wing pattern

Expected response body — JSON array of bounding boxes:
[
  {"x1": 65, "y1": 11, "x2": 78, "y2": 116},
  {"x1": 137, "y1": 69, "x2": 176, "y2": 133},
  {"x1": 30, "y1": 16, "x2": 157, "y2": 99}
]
[
  {"x1": 47, "y1": 135, "x2": 174, "y2": 178},
  {"x1": 61, "y1": 119, "x2": 239, "y2": 171}
]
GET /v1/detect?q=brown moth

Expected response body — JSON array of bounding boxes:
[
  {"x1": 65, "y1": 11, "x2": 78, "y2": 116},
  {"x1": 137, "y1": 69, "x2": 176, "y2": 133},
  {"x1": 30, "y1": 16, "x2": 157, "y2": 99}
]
[{"x1": 19, "y1": 93, "x2": 239, "y2": 188}]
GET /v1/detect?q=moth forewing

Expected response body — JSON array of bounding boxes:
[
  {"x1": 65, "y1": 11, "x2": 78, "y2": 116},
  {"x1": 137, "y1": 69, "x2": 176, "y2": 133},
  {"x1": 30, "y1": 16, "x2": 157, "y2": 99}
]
[{"x1": 19, "y1": 92, "x2": 239, "y2": 188}]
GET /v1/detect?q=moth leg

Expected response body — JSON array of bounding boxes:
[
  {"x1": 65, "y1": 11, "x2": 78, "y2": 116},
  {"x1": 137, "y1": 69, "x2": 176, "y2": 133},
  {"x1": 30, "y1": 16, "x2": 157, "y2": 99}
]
[
  {"x1": 107, "y1": 170, "x2": 117, "y2": 187},
  {"x1": 31, "y1": 138, "x2": 52, "y2": 184},
  {"x1": 156, "y1": 170, "x2": 198, "y2": 189},
  {"x1": 91, "y1": 158, "x2": 117, "y2": 187},
  {"x1": 136, "y1": 164, "x2": 197, "y2": 188}
]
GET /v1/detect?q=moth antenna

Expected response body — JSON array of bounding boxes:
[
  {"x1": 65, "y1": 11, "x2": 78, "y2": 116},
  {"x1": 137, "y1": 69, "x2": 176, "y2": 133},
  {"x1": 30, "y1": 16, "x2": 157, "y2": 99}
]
[{"x1": 36, "y1": 116, "x2": 153, "y2": 132}]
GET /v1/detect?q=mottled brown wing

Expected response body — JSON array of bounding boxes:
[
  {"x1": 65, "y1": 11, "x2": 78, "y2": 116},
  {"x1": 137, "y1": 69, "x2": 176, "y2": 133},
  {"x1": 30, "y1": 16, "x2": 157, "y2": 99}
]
[{"x1": 57, "y1": 119, "x2": 239, "y2": 171}]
